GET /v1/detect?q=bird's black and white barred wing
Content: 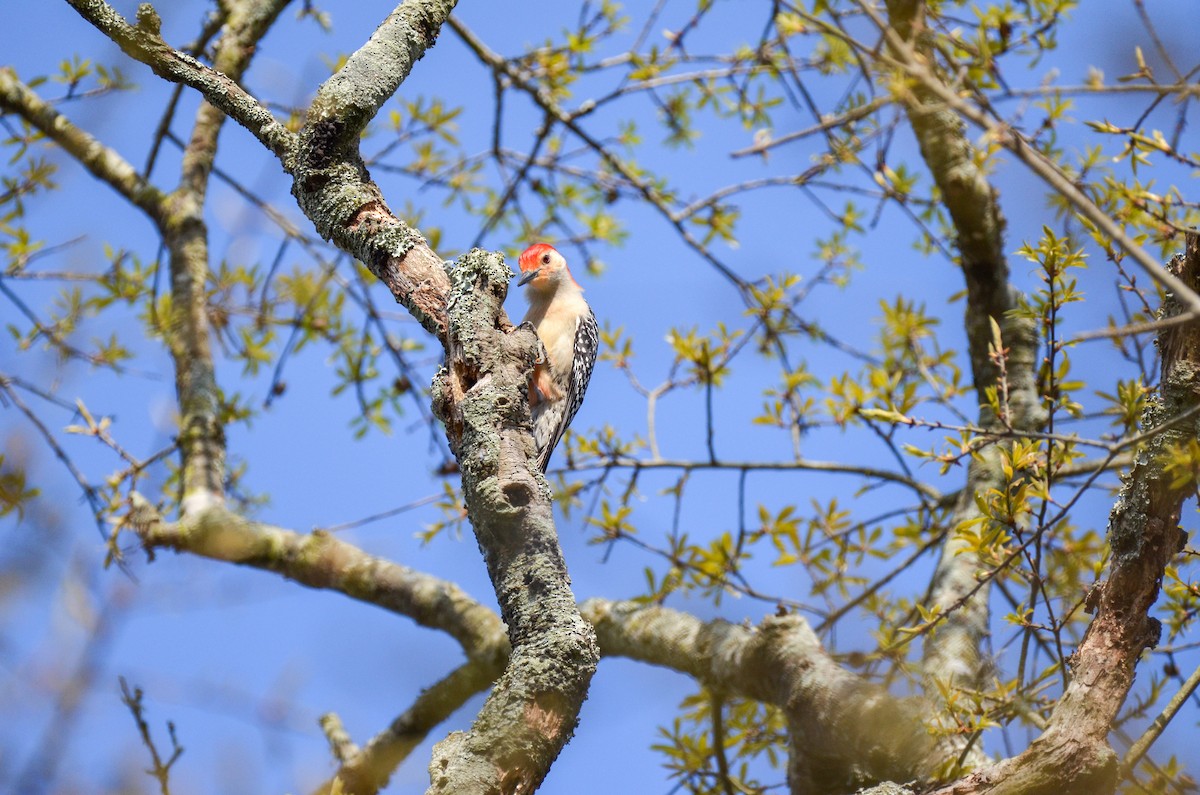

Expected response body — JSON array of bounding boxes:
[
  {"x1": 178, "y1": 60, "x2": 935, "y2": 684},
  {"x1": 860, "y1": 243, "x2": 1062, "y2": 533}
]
[{"x1": 532, "y1": 308, "x2": 598, "y2": 472}]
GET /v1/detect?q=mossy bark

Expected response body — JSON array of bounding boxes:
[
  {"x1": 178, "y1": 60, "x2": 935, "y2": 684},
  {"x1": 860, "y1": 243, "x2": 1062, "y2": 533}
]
[
  {"x1": 291, "y1": 0, "x2": 458, "y2": 339},
  {"x1": 428, "y1": 249, "x2": 599, "y2": 794}
]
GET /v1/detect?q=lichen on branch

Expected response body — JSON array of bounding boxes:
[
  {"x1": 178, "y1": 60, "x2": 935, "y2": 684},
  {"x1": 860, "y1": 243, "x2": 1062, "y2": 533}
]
[{"x1": 428, "y1": 249, "x2": 598, "y2": 794}]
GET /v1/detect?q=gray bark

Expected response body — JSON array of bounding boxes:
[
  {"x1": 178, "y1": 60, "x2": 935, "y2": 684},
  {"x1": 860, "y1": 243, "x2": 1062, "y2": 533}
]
[
  {"x1": 884, "y1": 0, "x2": 1044, "y2": 743},
  {"x1": 64, "y1": 3, "x2": 599, "y2": 792},
  {"x1": 292, "y1": 0, "x2": 457, "y2": 340},
  {"x1": 585, "y1": 599, "x2": 935, "y2": 792},
  {"x1": 44, "y1": 3, "x2": 1198, "y2": 794},
  {"x1": 428, "y1": 249, "x2": 599, "y2": 794},
  {"x1": 922, "y1": 235, "x2": 1200, "y2": 795}
]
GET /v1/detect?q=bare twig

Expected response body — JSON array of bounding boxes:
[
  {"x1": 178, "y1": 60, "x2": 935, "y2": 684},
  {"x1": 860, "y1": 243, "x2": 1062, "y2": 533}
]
[{"x1": 119, "y1": 677, "x2": 184, "y2": 795}]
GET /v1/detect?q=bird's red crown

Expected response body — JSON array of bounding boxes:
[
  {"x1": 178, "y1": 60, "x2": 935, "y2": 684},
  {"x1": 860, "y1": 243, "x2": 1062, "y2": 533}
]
[{"x1": 519, "y1": 243, "x2": 558, "y2": 273}]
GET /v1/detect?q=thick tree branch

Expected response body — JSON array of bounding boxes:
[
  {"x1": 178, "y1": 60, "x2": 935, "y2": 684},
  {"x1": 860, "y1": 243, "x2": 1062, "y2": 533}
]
[
  {"x1": 927, "y1": 234, "x2": 1200, "y2": 794},
  {"x1": 583, "y1": 599, "x2": 935, "y2": 793},
  {"x1": 177, "y1": 0, "x2": 292, "y2": 198},
  {"x1": 162, "y1": 0, "x2": 293, "y2": 513},
  {"x1": 63, "y1": 1, "x2": 455, "y2": 340},
  {"x1": 133, "y1": 498, "x2": 508, "y2": 662},
  {"x1": 0, "y1": 68, "x2": 166, "y2": 221},
  {"x1": 427, "y1": 249, "x2": 598, "y2": 794},
  {"x1": 139, "y1": 504, "x2": 510, "y2": 791},
  {"x1": 305, "y1": 1, "x2": 453, "y2": 135},
  {"x1": 291, "y1": 1, "x2": 457, "y2": 340},
  {"x1": 160, "y1": 200, "x2": 226, "y2": 514},
  {"x1": 66, "y1": 3, "x2": 598, "y2": 790},
  {"x1": 8, "y1": 3, "x2": 295, "y2": 513},
  {"x1": 63, "y1": 0, "x2": 296, "y2": 164},
  {"x1": 300, "y1": 6, "x2": 598, "y2": 786},
  {"x1": 882, "y1": 2, "x2": 1043, "y2": 740},
  {"x1": 132, "y1": 497, "x2": 505, "y2": 795},
  {"x1": 135, "y1": 486, "x2": 965, "y2": 795},
  {"x1": 867, "y1": 0, "x2": 1200, "y2": 317}
]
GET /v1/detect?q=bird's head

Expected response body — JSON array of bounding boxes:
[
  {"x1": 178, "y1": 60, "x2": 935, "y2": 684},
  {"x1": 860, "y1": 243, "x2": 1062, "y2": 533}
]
[{"x1": 517, "y1": 243, "x2": 577, "y2": 293}]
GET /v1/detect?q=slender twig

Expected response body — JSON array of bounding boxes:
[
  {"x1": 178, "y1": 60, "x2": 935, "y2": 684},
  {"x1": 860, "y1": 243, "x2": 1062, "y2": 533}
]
[
  {"x1": 729, "y1": 95, "x2": 890, "y2": 157},
  {"x1": 119, "y1": 677, "x2": 184, "y2": 795},
  {"x1": 1120, "y1": 661, "x2": 1200, "y2": 780},
  {"x1": 563, "y1": 455, "x2": 942, "y2": 501},
  {"x1": 710, "y1": 691, "x2": 736, "y2": 795},
  {"x1": 0, "y1": 377, "x2": 104, "y2": 529},
  {"x1": 318, "y1": 491, "x2": 442, "y2": 533}
]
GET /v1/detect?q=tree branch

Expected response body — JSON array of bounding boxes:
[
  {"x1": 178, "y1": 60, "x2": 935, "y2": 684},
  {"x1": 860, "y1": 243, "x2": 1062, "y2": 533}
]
[
  {"x1": 133, "y1": 487, "x2": 963, "y2": 795},
  {"x1": 63, "y1": 0, "x2": 297, "y2": 164},
  {"x1": 1120, "y1": 657, "x2": 1200, "y2": 781},
  {"x1": 927, "y1": 234, "x2": 1200, "y2": 794},
  {"x1": 583, "y1": 599, "x2": 935, "y2": 792},
  {"x1": 132, "y1": 496, "x2": 508, "y2": 795},
  {"x1": 7, "y1": 5, "x2": 296, "y2": 514},
  {"x1": 316, "y1": 661, "x2": 499, "y2": 795},
  {"x1": 881, "y1": 2, "x2": 1044, "y2": 739},
  {"x1": 290, "y1": 0, "x2": 458, "y2": 340},
  {"x1": 70, "y1": 4, "x2": 597, "y2": 790},
  {"x1": 177, "y1": 0, "x2": 293, "y2": 198},
  {"x1": 866, "y1": 0, "x2": 1200, "y2": 317},
  {"x1": 133, "y1": 497, "x2": 508, "y2": 663},
  {"x1": 0, "y1": 67, "x2": 166, "y2": 221},
  {"x1": 427, "y1": 249, "x2": 598, "y2": 794},
  {"x1": 156, "y1": 1, "x2": 291, "y2": 513},
  {"x1": 62, "y1": 0, "x2": 454, "y2": 339}
]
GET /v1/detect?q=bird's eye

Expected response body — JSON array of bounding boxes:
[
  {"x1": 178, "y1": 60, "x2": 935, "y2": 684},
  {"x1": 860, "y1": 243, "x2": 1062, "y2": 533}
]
[{"x1": 541, "y1": 254, "x2": 551, "y2": 265}]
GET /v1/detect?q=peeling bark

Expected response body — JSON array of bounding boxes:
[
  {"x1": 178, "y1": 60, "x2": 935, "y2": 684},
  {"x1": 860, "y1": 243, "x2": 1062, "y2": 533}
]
[{"x1": 291, "y1": 0, "x2": 457, "y2": 339}]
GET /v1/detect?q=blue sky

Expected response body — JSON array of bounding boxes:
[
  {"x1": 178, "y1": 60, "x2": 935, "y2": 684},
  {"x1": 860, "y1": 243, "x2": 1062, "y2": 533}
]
[{"x1": 2, "y1": 1, "x2": 1197, "y2": 793}]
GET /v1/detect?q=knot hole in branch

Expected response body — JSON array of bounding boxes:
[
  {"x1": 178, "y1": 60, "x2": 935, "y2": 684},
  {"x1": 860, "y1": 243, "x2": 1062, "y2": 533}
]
[
  {"x1": 502, "y1": 481, "x2": 534, "y2": 508},
  {"x1": 454, "y1": 359, "x2": 478, "y2": 394}
]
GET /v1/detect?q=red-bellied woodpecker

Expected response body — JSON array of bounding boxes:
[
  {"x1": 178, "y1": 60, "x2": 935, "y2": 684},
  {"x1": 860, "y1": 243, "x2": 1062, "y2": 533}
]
[{"x1": 517, "y1": 243, "x2": 598, "y2": 472}]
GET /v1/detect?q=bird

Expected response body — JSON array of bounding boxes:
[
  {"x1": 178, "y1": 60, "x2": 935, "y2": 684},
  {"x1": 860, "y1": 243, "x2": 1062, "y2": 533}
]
[{"x1": 516, "y1": 243, "x2": 598, "y2": 472}]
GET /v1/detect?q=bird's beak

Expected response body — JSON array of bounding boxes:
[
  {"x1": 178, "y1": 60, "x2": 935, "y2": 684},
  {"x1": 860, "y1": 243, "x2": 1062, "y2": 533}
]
[{"x1": 518, "y1": 268, "x2": 540, "y2": 286}]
